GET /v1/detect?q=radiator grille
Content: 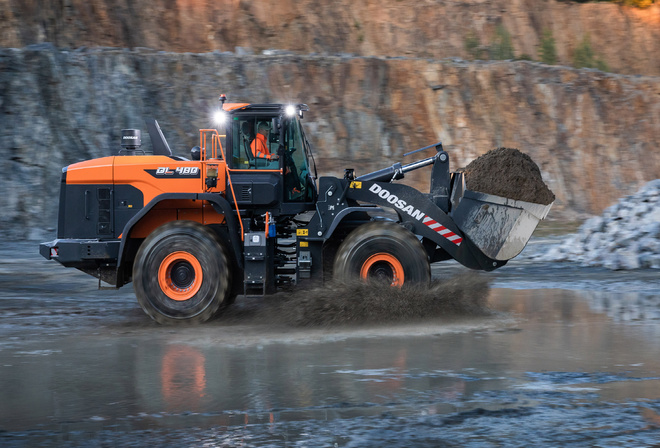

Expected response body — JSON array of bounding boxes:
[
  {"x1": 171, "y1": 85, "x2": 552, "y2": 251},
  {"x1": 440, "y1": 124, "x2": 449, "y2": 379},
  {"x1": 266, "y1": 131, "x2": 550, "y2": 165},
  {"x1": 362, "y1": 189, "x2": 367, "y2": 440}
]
[
  {"x1": 239, "y1": 185, "x2": 252, "y2": 202},
  {"x1": 97, "y1": 188, "x2": 111, "y2": 234}
]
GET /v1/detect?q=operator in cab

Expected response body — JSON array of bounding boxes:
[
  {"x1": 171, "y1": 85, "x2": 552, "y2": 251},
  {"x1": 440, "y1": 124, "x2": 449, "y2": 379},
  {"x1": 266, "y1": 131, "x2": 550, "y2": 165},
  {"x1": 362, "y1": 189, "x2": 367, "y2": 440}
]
[{"x1": 250, "y1": 122, "x2": 278, "y2": 161}]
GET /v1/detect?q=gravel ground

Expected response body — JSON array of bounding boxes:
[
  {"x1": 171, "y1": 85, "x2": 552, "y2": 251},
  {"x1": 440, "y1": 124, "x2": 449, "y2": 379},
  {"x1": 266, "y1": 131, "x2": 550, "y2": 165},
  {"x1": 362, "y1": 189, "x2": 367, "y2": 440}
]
[{"x1": 1, "y1": 237, "x2": 660, "y2": 447}]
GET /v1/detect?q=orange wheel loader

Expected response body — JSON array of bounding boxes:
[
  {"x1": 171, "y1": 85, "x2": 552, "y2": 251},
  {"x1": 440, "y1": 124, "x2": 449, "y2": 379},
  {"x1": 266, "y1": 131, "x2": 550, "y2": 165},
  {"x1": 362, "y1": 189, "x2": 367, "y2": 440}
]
[{"x1": 40, "y1": 96, "x2": 552, "y2": 324}]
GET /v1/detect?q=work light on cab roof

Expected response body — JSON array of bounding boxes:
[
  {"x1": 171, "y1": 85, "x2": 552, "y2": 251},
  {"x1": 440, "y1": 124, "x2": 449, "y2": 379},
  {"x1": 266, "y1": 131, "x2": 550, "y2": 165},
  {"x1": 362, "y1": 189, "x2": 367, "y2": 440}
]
[{"x1": 212, "y1": 110, "x2": 228, "y2": 127}]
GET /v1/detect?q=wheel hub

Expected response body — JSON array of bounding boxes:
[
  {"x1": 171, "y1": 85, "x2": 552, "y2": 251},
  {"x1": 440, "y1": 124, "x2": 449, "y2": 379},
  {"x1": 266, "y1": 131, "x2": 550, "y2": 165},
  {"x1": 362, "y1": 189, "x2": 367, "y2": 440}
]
[
  {"x1": 158, "y1": 251, "x2": 204, "y2": 301},
  {"x1": 170, "y1": 261, "x2": 195, "y2": 289},
  {"x1": 369, "y1": 262, "x2": 395, "y2": 281},
  {"x1": 360, "y1": 253, "x2": 404, "y2": 287}
]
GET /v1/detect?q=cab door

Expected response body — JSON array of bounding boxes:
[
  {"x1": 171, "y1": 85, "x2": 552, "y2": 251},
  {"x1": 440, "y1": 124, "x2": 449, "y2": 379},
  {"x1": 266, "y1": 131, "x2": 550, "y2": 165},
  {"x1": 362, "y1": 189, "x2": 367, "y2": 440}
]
[
  {"x1": 226, "y1": 115, "x2": 283, "y2": 208},
  {"x1": 281, "y1": 116, "x2": 316, "y2": 205}
]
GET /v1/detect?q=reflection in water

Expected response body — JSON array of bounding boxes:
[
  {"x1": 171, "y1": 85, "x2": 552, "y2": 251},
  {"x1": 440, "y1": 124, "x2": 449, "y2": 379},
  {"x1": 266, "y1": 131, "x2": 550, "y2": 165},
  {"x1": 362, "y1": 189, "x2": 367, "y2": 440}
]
[
  {"x1": 161, "y1": 345, "x2": 206, "y2": 411},
  {"x1": 5, "y1": 242, "x2": 660, "y2": 444},
  {"x1": 2, "y1": 287, "x2": 660, "y2": 446},
  {"x1": 580, "y1": 290, "x2": 660, "y2": 322},
  {"x1": 641, "y1": 407, "x2": 660, "y2": 426}
]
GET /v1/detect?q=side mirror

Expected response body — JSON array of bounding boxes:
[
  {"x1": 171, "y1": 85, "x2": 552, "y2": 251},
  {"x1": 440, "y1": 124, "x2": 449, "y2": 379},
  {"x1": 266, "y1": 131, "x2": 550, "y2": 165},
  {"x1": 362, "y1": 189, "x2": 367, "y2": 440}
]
[{"x1": 190, "y1": 146, "x2": 201, "y2": 161}]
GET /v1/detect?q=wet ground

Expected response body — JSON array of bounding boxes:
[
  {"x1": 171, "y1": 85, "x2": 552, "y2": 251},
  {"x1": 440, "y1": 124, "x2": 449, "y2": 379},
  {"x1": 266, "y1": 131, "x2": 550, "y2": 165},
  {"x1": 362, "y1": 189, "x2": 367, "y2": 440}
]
[{"x1": 1, "y1": 237, "x2": 660, "y2": 447}]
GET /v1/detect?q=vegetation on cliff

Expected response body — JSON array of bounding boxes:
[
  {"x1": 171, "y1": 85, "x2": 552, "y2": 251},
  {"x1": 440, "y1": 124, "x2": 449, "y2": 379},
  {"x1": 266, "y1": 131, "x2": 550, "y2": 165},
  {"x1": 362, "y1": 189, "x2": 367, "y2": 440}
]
[
  {"x1": 566, "y1": 0, "x2": 656, "y2": 6},
  {"x1": 615, "y1": 0, "x2": 656, "y2": 6},
  {"x1": 466, "y1": 26, "x2": 609, "y2": 72},
  {"x1": 538, "y1": 31, "x2": 558, "y2": 65}
]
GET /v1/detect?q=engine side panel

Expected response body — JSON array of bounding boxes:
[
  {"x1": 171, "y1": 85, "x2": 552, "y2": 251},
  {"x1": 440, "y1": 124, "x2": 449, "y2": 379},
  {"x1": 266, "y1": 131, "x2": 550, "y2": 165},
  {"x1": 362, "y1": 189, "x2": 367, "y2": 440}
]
[
  {"x1": 113, "y1": 155, "x2": 209, "y2": 203},
  {"x1": 57, "y1": 155, "x2": 229, "y2": 240},
  {"x1": 57, "y1": 182, "x2": 144, "y2": 239}
]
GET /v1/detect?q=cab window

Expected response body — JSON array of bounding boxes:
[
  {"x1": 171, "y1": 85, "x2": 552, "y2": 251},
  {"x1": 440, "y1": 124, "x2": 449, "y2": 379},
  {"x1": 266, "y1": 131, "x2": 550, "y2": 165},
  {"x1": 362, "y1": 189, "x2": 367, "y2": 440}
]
[
  {"x1": 231, "y1": 116, "x2": 280, "y2": 170},
  {"x1": 283, "y1": 117, "x2": 312, "y2": 201}
]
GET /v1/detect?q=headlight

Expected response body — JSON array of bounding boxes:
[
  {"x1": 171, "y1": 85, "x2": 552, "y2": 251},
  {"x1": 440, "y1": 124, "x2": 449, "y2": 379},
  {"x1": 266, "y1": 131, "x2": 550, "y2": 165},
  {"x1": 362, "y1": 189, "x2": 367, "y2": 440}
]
[{"x1": 213, "y1": 110, "x2": 228, "y2": 126}]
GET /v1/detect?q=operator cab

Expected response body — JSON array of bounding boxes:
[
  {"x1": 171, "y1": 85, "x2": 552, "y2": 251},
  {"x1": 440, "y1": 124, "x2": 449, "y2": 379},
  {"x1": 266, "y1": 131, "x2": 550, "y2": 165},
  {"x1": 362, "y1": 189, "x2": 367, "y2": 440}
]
[{"x1": 220, "y1": 103, "x2": 317, "y2": 212}]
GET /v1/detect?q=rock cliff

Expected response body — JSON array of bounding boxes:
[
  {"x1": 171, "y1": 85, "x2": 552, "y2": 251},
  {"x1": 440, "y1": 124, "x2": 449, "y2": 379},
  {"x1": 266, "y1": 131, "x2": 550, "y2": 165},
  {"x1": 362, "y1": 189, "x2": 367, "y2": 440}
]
[
  {"x1": 2, "y1": 0, "x2": 660, "y2": 76},
  {"x1": 1, "y1": 47, "x2": 659, "y2": 239}
]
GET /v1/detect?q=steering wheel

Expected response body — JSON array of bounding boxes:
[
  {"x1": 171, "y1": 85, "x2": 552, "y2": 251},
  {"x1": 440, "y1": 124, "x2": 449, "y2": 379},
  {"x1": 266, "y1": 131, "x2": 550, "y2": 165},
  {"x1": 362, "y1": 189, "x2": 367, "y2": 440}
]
[{"x1": 283, "y1": 157, "x2": 303, "y2": 196}]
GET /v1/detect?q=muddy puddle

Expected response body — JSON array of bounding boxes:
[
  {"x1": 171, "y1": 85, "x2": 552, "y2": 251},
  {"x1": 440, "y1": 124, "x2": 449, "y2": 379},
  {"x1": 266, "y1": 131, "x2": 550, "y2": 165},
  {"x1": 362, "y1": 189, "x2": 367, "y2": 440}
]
[{"x1": 1, "y1": 240, "x2": 660, "y2": 446}]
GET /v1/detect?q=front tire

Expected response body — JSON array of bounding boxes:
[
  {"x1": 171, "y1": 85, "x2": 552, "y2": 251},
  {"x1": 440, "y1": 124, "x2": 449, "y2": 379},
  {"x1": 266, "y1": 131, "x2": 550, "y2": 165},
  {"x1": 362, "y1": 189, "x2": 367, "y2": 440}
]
[
  {"x1": 333, "y1": 221, "x2": 430, "y2": 286},
  {"x1": 133, "y1": 221, "x2": 232, "y2": 324}
]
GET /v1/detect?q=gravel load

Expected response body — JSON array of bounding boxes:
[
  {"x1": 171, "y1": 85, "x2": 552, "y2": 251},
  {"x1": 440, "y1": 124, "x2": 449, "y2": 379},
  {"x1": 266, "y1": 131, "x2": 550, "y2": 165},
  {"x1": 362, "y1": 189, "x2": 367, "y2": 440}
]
[
  {"x1": 464, "y1": 147, "x2": 555, "y2": 205},
  {"x1": 545, "y1": 179, "x2": 660, "y2": 270}
]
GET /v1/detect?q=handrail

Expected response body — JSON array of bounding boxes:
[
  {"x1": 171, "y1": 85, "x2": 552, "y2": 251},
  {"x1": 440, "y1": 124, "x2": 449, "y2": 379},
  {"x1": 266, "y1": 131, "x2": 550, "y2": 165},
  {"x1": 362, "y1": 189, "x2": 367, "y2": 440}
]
[
  {"x1": 199, "y1": 129, "x2": 227, "y2": 160},
  {"x1": 264, "y1": 212, "x2": 270, "y2": 240},
  {"x1": 198, "y1": 129, "x2": 244, "y2": 241}
]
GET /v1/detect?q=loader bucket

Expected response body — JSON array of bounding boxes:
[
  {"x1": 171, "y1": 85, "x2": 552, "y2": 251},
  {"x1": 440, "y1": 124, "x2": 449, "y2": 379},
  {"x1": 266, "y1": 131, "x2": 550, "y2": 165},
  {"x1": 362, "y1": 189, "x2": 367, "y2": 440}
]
[{"x1": 450, "y1": 174, "x2": 553, "y2": 261}]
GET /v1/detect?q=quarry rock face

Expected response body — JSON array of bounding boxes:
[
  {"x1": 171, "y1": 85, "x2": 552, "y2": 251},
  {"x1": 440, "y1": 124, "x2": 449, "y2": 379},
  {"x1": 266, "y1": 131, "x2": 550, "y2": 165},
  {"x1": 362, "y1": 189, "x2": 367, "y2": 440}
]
[
  {"x1": 1, "y1": 0, "x2": 659, "y2": 76},
  {"x1": 2, "y1": 0, "x2": 660, "y2": 240},
  {"x1": 0, "y1": 47, "x2": 659, "y2": 238}
]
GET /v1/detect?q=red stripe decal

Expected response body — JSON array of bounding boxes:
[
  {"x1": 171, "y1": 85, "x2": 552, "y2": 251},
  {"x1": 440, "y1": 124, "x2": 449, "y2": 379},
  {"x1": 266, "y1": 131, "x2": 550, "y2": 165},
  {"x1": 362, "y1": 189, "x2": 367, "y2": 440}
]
[{"x1": 423, "y1": 216, "x2": 462, "y2": 246}]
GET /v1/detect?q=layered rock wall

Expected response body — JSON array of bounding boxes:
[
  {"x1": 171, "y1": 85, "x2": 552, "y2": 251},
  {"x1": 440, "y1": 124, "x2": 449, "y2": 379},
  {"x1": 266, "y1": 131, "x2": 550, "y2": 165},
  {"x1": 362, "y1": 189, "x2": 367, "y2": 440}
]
[
  {"x1": 1, "y1": 47, "x2": 659, "y2": 238},
  {"x1": 1, "y1": 0, "x2": 660, "y2": 76}
]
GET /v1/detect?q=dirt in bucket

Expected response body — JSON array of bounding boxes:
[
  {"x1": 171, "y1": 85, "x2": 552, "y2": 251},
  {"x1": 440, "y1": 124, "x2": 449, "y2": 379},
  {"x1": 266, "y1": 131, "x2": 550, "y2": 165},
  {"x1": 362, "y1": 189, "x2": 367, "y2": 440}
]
[{"x1": 463, "y1": 147, "x2": 555, "y2": 205}]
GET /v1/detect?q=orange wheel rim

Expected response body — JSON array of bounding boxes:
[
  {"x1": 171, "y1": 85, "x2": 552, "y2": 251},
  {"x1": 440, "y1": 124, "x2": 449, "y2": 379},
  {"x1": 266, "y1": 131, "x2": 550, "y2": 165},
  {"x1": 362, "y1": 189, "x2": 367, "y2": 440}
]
[
  {"x1": 158, "y1": 251, "x2": 203, "y2": 301},
  {"x1": 360, "y1": 253, "x2": 404, "y2": 287}
]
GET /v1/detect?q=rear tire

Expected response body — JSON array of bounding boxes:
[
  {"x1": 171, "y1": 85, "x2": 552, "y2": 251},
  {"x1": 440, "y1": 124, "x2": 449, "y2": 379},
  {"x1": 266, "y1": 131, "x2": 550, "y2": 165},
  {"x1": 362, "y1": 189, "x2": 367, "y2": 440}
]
[
  {"x1": 333, "y1": 221, "x2": 430, "y2": 286},
  {"x1": 133, "y1": 221, "x2": 231, "y2": 324}
]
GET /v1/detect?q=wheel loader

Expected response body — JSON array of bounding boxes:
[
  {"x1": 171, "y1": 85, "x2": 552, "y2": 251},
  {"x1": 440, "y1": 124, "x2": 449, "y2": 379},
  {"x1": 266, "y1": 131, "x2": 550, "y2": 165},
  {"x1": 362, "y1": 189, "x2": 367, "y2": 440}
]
[{"x1": 40, "y1": 96, "x2": 553, "y2": 324}]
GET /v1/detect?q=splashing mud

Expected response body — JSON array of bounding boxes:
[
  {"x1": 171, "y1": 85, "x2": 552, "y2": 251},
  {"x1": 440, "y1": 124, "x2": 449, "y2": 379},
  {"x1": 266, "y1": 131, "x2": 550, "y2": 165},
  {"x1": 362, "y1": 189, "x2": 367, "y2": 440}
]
[{"x1": 218, "y1": 273, "x2": 492, "y2": 327}]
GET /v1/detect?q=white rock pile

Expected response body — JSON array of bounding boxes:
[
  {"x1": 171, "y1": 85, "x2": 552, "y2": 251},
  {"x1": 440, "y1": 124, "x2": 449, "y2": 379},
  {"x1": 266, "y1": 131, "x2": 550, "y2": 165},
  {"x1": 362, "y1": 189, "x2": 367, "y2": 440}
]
[{"x1": 545, "y1": 179, "x2": 660, "y2": 270}]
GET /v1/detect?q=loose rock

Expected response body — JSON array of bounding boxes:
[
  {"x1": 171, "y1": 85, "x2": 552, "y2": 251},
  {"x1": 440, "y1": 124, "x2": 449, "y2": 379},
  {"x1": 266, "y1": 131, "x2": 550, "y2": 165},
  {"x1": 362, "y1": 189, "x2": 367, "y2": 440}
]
[{"x1": 545, "y1": 179, "x2": 660, "y2": 270}]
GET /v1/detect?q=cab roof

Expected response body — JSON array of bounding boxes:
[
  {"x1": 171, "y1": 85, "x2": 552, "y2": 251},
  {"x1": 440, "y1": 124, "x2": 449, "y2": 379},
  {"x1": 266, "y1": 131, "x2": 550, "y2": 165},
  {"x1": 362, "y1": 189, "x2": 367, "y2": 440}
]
[{"x1": 223, "y1": 103, "x2": 309, "y2": 114}]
